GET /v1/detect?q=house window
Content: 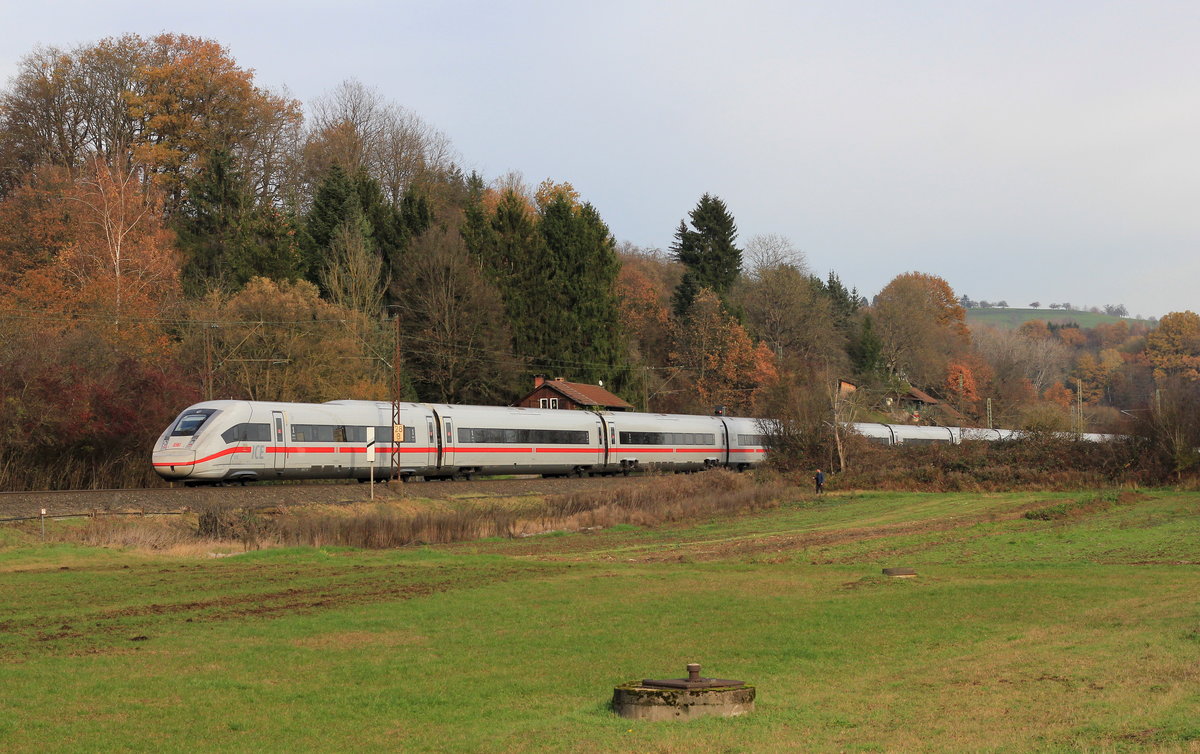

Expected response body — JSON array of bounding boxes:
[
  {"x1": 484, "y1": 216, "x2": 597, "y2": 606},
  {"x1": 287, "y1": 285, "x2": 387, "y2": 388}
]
[
  {"x1": 550, "y1": 398, "x2": 559, "y2": 409},
  {"x1": 539, "y1": 398, "x2": 549, "y2": 409}
]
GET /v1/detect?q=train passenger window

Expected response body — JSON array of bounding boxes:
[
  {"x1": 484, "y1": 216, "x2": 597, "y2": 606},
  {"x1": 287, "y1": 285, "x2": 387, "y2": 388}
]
[
  {"x1": 332, "y1": 426, "x2": 347, "y2": 442},
  {"x1": 458, "y1": 427, "x2": 589, "y2": 444},
  {"x1": 171, "y1": 409, "x2": 216, "y2": 436},
  {"x1": 291, "y1": 424, "x2": 332, "y2": 442},
  {"x1": 220, "y1": 423, "x2": 271, "y2": 444},
  {"x1": 345, "y1": 426, "x2": 366, "y2": 442}
]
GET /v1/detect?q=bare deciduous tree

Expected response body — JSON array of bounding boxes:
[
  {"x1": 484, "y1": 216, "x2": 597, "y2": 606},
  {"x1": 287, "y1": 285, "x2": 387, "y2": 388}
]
[
  {"x1": 398, "y1": 223, "x2": 522, "y2": 404},
  {"x1": 320, "y1": 218, "x2": 383, "y2": 316},
  {"x1": 743, "y1": 233, "x2": 808, "y2": 275},
  {"x1": 300, "y1": 79, "x2": 458, "y2": 204}
]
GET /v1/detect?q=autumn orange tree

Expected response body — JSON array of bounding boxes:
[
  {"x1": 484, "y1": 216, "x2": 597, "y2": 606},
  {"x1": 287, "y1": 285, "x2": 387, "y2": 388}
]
[
  {"x1": 612, "y1": 244, "x2": 680, "y2": 410},
  {"x1": 872, "y1": 272, "x2": 970, "y2": 388},
  {"x1": 669, "y1": 289, "x2": 777, "y2": 414},
  {"x1": 944, "y1": 360, "x2": 980, "y2": 404},
  {"x1": 0, "y1": 159, "x2": 191, "y2": 488},
  {"x1": 184, "y1": 277, "x2": 393, "y2": 403},
  {"x1": 0, "y1": 34, "x2": 301, "y2": 209},
  {"x1": 1144, "y1": 311, "x2": 1200, "y2": 381},
  {"x1": 128, "y1": 33, "x2": 302, "y2": 208}
]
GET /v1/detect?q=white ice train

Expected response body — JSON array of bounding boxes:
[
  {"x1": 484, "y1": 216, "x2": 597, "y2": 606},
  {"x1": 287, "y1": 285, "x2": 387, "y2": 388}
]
[
  {"x1": 151, "y1": 399, "x2": 1117, "y2": 485},
  {"x1": 849, "y1": 423, "x2": 1116, "y2": 445},
  {"x1": 152, "y1": 400, "x2": 772, "y2": 485}
]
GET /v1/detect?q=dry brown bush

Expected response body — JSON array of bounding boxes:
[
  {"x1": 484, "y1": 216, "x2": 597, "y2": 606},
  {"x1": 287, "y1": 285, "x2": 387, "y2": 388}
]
[
  {"x1": 64, "y1": 515, "x2": 202, "y2": 550},
  {"x1": 809, "y1": 435, "x2": 1156, "y2": 492},
  {"x1": 270, "y1": 471, "x2": 784, "y2": 549}
]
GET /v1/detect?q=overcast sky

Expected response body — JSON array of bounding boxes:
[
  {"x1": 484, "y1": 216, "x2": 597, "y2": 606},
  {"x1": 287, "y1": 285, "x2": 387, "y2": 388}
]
[{"x1": 2, "y1": 0, "x2": 1197, "y2": 318}]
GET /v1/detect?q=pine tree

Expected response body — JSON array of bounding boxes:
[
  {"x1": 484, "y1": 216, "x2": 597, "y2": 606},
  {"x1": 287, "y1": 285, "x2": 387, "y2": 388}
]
[
  {"x1": 536, "y1": 193, "x2": 625, "y2": 384},
  {"x1": 175, "y1": 149, "x2": 299, "y2": 295},
  {"x1": 818, "y1": 271, "x2": 864, "y2": 333},
  {"x1": 670, "y1": 193, "x2": 742, "y2": 315},
  {"x1": 301, "y1": 165, "x2": 359, "y2": 284},
  {"x1": 462, "y1": 185, "x2": 628, "y2": 390},
  {"x1": 849, "y1": 313, "x2": 886, "y2": 379},
  {"x1": 302, "y1": 165, "x2": 429, "y2": 307},
  {"x1": 463, "y1": 189, "x2": 546, "y2": 366}
]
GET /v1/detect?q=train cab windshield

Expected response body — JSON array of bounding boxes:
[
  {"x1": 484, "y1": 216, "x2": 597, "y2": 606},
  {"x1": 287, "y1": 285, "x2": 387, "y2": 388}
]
[{"x1": 170, "y1": 409, "x2": 217, "y2": 437}]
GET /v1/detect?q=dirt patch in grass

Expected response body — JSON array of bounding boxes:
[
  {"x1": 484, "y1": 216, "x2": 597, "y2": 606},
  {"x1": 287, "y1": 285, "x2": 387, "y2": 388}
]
[
  {"x1": 0, "y1": 562, "x2": 531, "y2": 659},
  {"x1": 1022, "y1": 490, "x2": 1150, "y2": 521}
]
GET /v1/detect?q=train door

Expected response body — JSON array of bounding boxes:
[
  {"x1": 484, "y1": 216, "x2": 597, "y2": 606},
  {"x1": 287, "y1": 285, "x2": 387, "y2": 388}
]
[
  {"x1": 595, "y1": 416, "x2": 608, "y2": 467},
  {"x1": 271, "y1": 410, "x2": 286, "y2": 470},
  {"x1": 425, "y1": 416, "x2": 437, "y2": 469},
  {"x1": 442, "y1": 416, "x2": 455, "y2": 467},
  {"x1": 718, "y1": 418, "x2": 731, "y2": 467}
]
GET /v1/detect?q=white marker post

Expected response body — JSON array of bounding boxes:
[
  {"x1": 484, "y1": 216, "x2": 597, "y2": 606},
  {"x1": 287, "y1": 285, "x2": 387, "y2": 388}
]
[
  {"x1": 366, "y1": 427, "x2": 376, "y2": 500},
  {"x1": 40, "y1": 508, "x2": 46, "y2": 542}
]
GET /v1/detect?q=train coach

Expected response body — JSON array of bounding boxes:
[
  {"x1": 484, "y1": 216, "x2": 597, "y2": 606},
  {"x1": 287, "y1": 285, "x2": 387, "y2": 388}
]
[
  {"x1": 152, "y1": 400, "x2": 769, "y2": 485},
  {"x1": 849, "y1": 422, "x2": 1116, "y2": 445}
]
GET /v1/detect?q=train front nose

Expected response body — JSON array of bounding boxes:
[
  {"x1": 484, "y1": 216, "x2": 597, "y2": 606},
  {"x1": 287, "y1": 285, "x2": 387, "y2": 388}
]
[{"x1": 153, "y1": 448, "x2": 196, "y2": 479}]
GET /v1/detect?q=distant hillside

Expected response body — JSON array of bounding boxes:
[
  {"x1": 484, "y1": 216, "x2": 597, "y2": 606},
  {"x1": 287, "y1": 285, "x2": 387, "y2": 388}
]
[{"x1": 965, "y1": 307, "x2": 1151, "y2": 330}]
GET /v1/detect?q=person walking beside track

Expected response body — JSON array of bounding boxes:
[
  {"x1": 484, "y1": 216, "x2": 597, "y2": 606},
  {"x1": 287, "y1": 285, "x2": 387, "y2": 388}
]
[{"x1": 814, "y1": 468, "x2": 825, "y2": 495}]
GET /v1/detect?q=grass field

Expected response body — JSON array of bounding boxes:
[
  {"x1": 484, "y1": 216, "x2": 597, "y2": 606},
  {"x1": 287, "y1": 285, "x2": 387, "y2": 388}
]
[
  {"x1": 965, "y1": 307, "x2": 1150, "y2": 330},
  {"x1": 1, "y1": 485, "x2": 1198, "y2": 752}
]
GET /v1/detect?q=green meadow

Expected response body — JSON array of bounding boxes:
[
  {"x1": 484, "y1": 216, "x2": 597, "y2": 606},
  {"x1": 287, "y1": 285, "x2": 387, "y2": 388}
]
[
  {"x1": 1, "y1": 488, "x2": 1198, "y2": 752},
  {"x1": 964, "y1": 307, "x2": 1148, "y2": 330}
]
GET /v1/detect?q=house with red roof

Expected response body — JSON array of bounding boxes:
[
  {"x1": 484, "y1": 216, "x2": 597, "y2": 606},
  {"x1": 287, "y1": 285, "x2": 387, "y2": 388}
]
[{"x1": 514, "y1": 376, "x2": 634, "y2": 412}]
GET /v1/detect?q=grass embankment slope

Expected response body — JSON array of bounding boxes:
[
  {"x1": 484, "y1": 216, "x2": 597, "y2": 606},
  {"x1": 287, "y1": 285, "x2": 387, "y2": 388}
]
[
  {"x1": 1, "y1": 487, "x2": 1198, "y2": 752},
  {"x1": 966, "y1": 307, "x2": 1149, "y2": 330}
]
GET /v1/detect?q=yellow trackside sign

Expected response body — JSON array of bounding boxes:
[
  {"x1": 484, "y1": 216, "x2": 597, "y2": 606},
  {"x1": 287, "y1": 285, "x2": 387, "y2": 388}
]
[{"x1": 393, "y1": 424, "x2": 405, "y2": 442}]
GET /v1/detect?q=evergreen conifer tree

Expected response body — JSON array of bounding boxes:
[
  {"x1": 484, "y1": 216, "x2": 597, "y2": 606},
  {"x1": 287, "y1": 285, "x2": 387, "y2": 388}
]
[
  {"x1": 671, "y1": 193, "x2": 742, "y2": 315},
  {"x1": 301, "y1": 165, "x2": 359, "y2": 284},
  {"x1": 302, "y1": 165, "x2": 430, "y2": 307},
  {"x1": 818, "y1": 271, "x2": 865, "y2": 333},
  {"x1": 462, "y1": 185, "x2": 628, "y2": 390},
  {"x1": 462, "y1": 189, "x2": 545, "y2": 366},
  {"x1": 849, "y1": 313, "x2": 886, "y2": 379},
  {"x1": 175, "y1": 149, "x2": 299, "y2": 295},
  {"x1": 536, "y1": 193, "x2": 625, "y2": 384}
]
